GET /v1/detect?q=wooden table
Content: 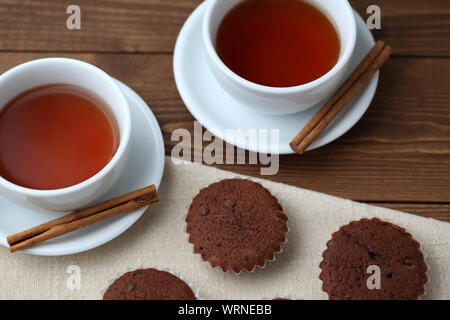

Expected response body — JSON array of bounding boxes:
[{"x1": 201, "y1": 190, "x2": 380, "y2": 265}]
[{"x1": 0, "y1": 0, "x2": 449, "y2": 221}]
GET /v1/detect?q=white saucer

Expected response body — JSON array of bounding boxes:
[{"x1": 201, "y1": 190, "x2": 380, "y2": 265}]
[
  {"x1": 0, "y1": 80, "x2": 165, "y2": 256},
  {"x1": 173, "y1": 2, "x2": 379, "y2": 154}
]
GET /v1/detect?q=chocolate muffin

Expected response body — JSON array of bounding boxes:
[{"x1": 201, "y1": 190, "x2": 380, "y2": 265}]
[
  {"x1": 186, "y1": 179, "x2": 288, "y2": 273},
  {"x1": 103, "y1": 268, "x2": 197, "y2": 300},
  {"x1": 319, "y1": 218, "x2": 427, "y2": 300}
]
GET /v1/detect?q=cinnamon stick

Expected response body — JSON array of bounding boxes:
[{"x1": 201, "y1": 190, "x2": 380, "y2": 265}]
[
  {"x1": 8, "y1": 185, "x2": 158, "y2": 252},
  {"x1": 290, "y1": 41, "x2": 391, "y2": 154}
]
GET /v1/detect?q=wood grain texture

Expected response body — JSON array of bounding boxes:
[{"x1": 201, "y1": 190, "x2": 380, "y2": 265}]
[
  {"x1": 350, "y1": 0, "x2": 450, "y2": 57},
  {"x1": 0, "y1": 0, "x2": 449, "y2": 56},
  {"x1": 0, "y1": 0, "x2": 202, "y2": 53},
  {"x1": 1, "y1": 53, "x2": 448, "y2": 204},
  {"x1": 373, "y1": 203, "x2": 450, "y2": 222},
  {"x1": 349, "y1": 0, "x2": 450, "y2": 57}
]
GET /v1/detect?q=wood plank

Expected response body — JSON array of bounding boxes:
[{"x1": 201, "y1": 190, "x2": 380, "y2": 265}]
[
  {"x1": 0, "y1": 0, "x2": 449, "y2": 56},
  {"x1": 0, "y1": 53, "x2": 449, "y2": 203},
  {"x1": 350, "y1": 0, "x2": 450, "y2": 57},
  {"x1": 0, "y1": 0, "x2": 202, "y2": 53},
  {"x1": 372, "y1": 203, "x2": 450, "y2": 223}
]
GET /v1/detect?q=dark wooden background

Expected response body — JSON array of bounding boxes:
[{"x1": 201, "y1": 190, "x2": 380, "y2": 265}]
[{"x1": 0, "y1": 0, "x2": 449, "y2": 221}]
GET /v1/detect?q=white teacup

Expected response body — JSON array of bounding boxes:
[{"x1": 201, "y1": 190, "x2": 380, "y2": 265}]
[
  {"x1": 202, "y1": 0, "x2": 357, "y2": 115},
  {"x1": 0, "y1": 58, "x2": 132, "y2": 212}
]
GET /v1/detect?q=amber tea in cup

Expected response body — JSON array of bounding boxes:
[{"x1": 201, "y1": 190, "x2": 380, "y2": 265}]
[
  {"x1": 215, "y1": 0, "x2": 341, "y2": 87},
  {"x1": 0, "y1": 84, "x2": 119, "y2": 190}
]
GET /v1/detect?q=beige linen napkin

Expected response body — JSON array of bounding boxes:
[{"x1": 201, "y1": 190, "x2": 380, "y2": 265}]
[{"x1": 0, "y1": 157, "x2": 448, "y2": 299}]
